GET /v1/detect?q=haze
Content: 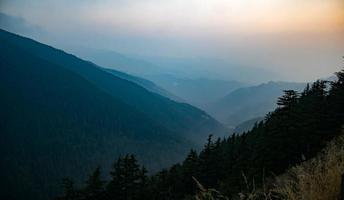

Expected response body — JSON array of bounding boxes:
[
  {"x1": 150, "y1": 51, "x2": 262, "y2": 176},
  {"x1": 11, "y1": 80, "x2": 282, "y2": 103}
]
[{"x1": 1, "y1": 0, "x2": 343, "y2": 82}]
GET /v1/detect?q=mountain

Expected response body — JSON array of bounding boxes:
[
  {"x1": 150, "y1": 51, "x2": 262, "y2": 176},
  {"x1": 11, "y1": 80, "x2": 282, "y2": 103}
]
[
  {"x1": 233, "y1": 117, "x2": 264, "y2": 134},
  {"x1": 0, "y1": 29, "x2": 227, "y2": 200},
  {"x1": 0, "y1": 30, "x2": 186, "y2": 200},
  {"x1": 67, "y1": 47, "x2": 161, "y2": 76},
  {"x1": 208, "y1": 81, "x2": 306, "y2": 127},
  {"x1": 147, "y1": 74, "x2": 343, "y2": 199},
  {"x1": 104, "y1": 68, "x2": 182, "y2": 102},
  {"x1": 67, "y1": 48, "x2": 244, "y2": 106},
  {"x1": 0, "y1": 29, "x2": 227, "y2": 142},
  {"x1": 57, "y1": 70, "x2": 344, "y2": 200},
  {"x1": 146, "y1": 74, "x2": 246, "y2": 109},
  {"x1": 141, "y1": 56, "x2": 281, "y2": 83}
]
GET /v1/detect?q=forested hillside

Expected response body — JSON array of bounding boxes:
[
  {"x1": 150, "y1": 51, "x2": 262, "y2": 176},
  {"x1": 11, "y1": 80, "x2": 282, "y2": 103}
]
[
  {"x1": 0, "y1": 29, "x2": 227, "y2": 200},
  {"x1": 0, "y1": 29, "x2": 227, "y2": 144},
  {"x1": 1, "y1": 0, "x2": 342, "y2": 200},
  {"x1": 58, "y1": 70, "x2": 344, "y2": 200},
  {"x1": 0, "y1": 32, "x2": 191, "y2": 200}
]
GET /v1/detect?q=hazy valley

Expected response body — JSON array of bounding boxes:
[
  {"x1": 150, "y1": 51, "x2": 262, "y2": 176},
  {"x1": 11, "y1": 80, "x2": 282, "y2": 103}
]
[{"x1": 1, "y1": 1, "x2": 343, "y2": 199}]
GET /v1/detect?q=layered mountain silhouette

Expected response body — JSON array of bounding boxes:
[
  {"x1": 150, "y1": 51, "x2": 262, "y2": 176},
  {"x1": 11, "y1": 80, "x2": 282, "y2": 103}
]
[
  {"x1": 208, "y1": 81, "x2": 306, "y2": 127},
  {"x1": 104, "y1": 68, "x2": 182, "y2": 102},
  {"x1": 67, "y1": 47, "x2": 160, "y2": 77},
  {"x1": 0, "y1": 29, "x2": 227, "y2": 200},
  {"x1": 233, "y1": 117, "x2": 265, "y2": 134},
  {"x1": 146, "y1": 74, "x2": 246, "y2": 109}
]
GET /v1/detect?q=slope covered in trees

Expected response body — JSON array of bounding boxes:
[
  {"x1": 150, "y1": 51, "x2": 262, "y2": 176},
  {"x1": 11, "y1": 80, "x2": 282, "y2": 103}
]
[
  {"x1": 0, "y1": 30, "x2": 227, "y2": 200},
  {"x1": 60, "y1": 70, "x2": 344, "y2": 199},
  {"x1": 152, "y1": 71, "x2": 344, "y2": 199},
  {"x1": 0, "y1": 33, "x2": 191, "y2": 200},
  {"x1": 0, "y1": 29, "x2": 227, "y2": 144}
]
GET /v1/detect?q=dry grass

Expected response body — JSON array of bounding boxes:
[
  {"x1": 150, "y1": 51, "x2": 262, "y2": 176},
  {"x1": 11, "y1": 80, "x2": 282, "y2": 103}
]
[
  {"x1": 193, "y1": 177, "x2": 229, "y2": 200},
  {"x1": 273, "y1": 134, "x2": 344, "y2": 200},
  {"x1": 237, "y1": 172, "x2": 274, "y2": 200},
  {"x1": 193, "y1": 133, "x2": 344, "y2": 200}
]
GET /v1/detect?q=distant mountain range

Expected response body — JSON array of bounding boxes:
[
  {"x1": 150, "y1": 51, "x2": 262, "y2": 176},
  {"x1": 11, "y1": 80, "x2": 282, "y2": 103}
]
[
  {"x1": 145, "y1": 74, "x2": 247, "y2": 109},
  {"x1": 208, "y1": 81, "x2": 306, "y2": 128},
  {"x1": 72, "y1": 44, "x2": 307, "y2": 130},
  {"x1": 0, "y1": 29, "x2": 227, "y2": 200},
  {"x1": 233, "y1": 117, "x2": 265, "y2": 134},
  {"x1": 67, "y1": 47, "x2": 161, "y2": 77},
  {"x1": 104, "y1": 68, "x2": 182, "y2": 102}
]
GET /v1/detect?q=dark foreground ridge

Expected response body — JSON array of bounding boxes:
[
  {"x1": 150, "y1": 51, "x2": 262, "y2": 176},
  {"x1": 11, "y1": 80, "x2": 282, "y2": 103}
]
[
  {"x1": 0, "y1": 29, "x2": 227, "y2": 200},
  {"x1": 57, "y1": 70, "x2": 344, "y2": 199}
]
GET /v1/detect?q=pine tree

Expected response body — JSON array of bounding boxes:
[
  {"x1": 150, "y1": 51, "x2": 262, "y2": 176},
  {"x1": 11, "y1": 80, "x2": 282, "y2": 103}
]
[
  {"x1": 57, "y1": 178, "x2": 79, "y2": 200},
  {"x1": 106, "y1": 154, "x2": 148, "y2": 200},
  {"x1": 301, "y1": 83, "x2": 310, "y2": 97},
  {"x1": 198, "y1": 134, "x2": 220, "y2": 188},
  {"x1": 182, "y1": 149, "x2": 199, "y2": 194},
  {"x1": 137, "y1": 166, "x2": 149, "y2": 199},
  {"x1": 107, "y1": 155, "x2": 126, "y2": 200},
  {"x1": 329, "y1": 69, "x2": 344, "y2": 133},
  {"x1": 82, "y1": 167, "x2": 105, "y2": 200},
  {"x1": 277, "y1": 90, "x2": 299, "y2": 108},
  {"x1": 57, "y1": 69, "x2": 344, "y2": 200}
]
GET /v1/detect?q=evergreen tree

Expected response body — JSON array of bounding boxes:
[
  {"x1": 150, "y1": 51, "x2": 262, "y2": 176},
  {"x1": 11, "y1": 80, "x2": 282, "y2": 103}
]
[
  {"x1": 150, "y1": 169, "x2": 171, "y2": 199},
  {"x1": 198, "y1": 134, "x2": 221, "y2": 188},
  {"x1": 277, "y1": 90, "x2": 299, "y2": 108},
  {"x1": 107, "y1": 154, "x2": 148, "y2": 200},
  {"x1": 57, "y1": 69, "x2": 344, "y2": 200},
  {"x1": 82, "y1": 167, "x2": 105, "y2": 200},
  {"x1": 182, "y1": 149, "x2": 199, "y2": 195},
  {"x1": 57, "y1": 178, "x2": 79, "y2": 200},
  {"x1": 329, "y1": 69, "x2": 344, "y2": 133}
]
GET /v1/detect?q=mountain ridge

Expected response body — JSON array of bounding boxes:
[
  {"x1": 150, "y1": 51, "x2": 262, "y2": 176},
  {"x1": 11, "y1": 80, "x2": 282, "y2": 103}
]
[
  {"x1": 0, "y1": 29, "x2": 227, "y2": 142},
  {"x1": 0, "y1": 29, "x2": 227, "y2": 200},
  {"x1": 208, "y1": 81, "x2": 306, "y2": 127}
]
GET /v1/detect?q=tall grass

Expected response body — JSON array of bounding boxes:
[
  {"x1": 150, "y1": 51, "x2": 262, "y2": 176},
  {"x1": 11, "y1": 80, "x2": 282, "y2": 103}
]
[
  {"x1": 194, "y1": 132, "x2": 344, "y2": 200},
  {"x1": 193, "y1": 177, "x2": 229, "y2": 200},
  {"x1": 273, "y1": 134, "x2": 344, "y2": 200}
]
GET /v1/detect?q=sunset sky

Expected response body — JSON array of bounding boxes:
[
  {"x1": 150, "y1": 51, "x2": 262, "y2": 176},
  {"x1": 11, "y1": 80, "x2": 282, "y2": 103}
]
[{"x1": 1, "y1": 0, "x2": 343, "y2": 81}]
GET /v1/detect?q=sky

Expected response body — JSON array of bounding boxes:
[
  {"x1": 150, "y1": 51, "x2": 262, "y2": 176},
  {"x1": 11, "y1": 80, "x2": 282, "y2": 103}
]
[{"x1": 0, "y1": 0, "x2": 343, "y2": 82}]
